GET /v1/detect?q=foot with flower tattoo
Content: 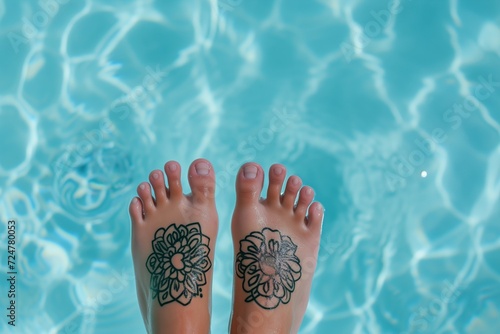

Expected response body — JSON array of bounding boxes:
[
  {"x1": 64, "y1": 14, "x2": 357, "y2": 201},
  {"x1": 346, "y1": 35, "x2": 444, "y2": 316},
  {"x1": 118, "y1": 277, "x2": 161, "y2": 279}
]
[
  {"x1": 230, "y1": 163, "x2": 324, "y2": 334},
  {"x1": 129, "y1": 159, "x2": 218, "y2": 334}
]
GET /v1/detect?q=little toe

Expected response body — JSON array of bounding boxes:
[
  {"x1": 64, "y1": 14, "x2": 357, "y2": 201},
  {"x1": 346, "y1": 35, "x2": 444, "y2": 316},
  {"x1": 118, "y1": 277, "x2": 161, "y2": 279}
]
[
  {"x1": 129, "y1": 197, "x2": 144, "y2": 223},
  {"x1": 235, "y1": 162, "x2": 264, "y2": 205},
  {"x1": 164, "y1": 161, "x2": 183, "y2": 200},
  {"x1": 306, "y1": 202, "x2": 324, "y2": 231},
  {"x1": 137, "y1": 182, "x2": 156, "y2": 214},
  {"x1": 281, "y1": 175, "x2": 302, "y2": 209},
  {"x1": 149, "y1": 170, "x2": 167, "y2": 204},
  {"x1": 188, "y1": 158, "x2": 216, "y2": 204},
  {"x1": 266, "y1": 164, "x2": 286, "y2": 205},
  {"x1": 295, "y1": 186, "x2": 315, "y2": 219}
]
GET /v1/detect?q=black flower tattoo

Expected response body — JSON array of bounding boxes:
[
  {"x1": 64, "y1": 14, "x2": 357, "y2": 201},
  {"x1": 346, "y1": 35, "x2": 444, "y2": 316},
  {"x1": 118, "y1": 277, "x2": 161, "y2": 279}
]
[
  {"x1": 146, "y1": 223, "x2": 211, "y2": 306},
  {"x1": 236, "y1": 227, "x2": 302, "y2": 309}
]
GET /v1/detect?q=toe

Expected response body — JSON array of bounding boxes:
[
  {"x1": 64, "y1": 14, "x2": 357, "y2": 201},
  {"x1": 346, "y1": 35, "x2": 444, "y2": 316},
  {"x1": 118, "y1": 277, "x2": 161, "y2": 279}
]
[
  {"x1": 164, "y1": 161, "x2": 183, "y2": 200},
  {"x1": 295, "y1": 186, "x2": 315, "y2": 218},
  {"x1": 306, "y1": 202, "x2": 324, "y2": 230},
  {"x1": 266, "y1": 164, "x2": 286, "y2": 205},
  {"x1": 188, "y1": 158, "x2": 216, "y2": 204},
  {"x1": 281, "y1": 175, "x2": 302, "y2": 209},
  {"x1": 129, "y1": 197, "x2": 144, "y2": 223},
  {"x1": 235, "y1": 162, "x2": 264, "y2": 205},
  {"x1": 137, "y1": 182, "x2": 156, "y2": 214},
  {"x1": 149, "y1": 170, "x2": 167, "y2": 204}
]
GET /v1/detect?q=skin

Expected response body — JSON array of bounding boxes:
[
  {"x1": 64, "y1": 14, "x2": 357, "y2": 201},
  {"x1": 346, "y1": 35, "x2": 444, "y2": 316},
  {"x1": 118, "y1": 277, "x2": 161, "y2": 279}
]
[
  {"x1": 129, "y1": 160, "x2": 324, "y2": 334},
  {"x1": 230, "y1": 163, "x2": 324, "y2": 334},
  {"x1": 129, "y1": 159, "x2": 218, "y2": 334}
]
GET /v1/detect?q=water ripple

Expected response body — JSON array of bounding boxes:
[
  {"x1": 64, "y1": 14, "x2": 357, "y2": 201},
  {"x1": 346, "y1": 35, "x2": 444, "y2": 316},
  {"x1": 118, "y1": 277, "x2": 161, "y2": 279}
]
[{"x1": 53, "y1": 144, "x2": 133, "y2": 221}]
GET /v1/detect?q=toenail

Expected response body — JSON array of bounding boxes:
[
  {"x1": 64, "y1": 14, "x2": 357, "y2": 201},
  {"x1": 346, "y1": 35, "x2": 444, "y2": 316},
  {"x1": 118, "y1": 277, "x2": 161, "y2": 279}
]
[
  {"x1": 243, "y1": 165, "x2": 258, "y2": 179},
  {"x1": 317, "y1": 203, "x2": 324, "y2": 213},
  {"x1": 195, "y1": 162, "x2": 210, "y2": 175},
  {"x1": 167, "y1": 163, "x2": 177, "y2": 172},
  {"x1": 132, "y1": 197, "x2": 138, "y2": 204},
  {"x1": 305, "y1": 187, "x2": 313, "y2": 195},
  {"x1": 291, "y1": 177, "x2": 299, "y2": 185},
  {"x1": 140, "y1": 184, "x2": 146, "y2": 190},
  {"x1": 274, "y1": 166, "x2": 284, "y2": 176},
  {"x1": 152, "y1": 172, "x2": 159, "y2": 179}
]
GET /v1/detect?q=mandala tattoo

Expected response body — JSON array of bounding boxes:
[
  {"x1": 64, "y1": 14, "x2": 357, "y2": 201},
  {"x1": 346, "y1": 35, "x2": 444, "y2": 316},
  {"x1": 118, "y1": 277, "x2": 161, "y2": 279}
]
[
  {"x1": 235, "y1": 227, "x2": 302, "y2": 310},
  {"x1": 146, "y1": 223, "x2": 211, "y2": 306}
]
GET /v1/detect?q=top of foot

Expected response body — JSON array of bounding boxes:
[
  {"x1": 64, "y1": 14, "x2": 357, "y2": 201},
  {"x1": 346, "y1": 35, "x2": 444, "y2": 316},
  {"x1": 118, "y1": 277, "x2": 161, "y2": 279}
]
[
  {"x1": 230, "y1": 162, "x2": 324, "y2": 334},
  {"x1": 129, "y1": 159, "x2": 218, "y2": 334}
]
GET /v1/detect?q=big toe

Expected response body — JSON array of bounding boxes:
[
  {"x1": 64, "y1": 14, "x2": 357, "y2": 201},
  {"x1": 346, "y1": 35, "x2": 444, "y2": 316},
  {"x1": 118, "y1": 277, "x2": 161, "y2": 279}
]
[
  {"x1": 188, "y1": 158, "x2": 216, "y2": 204},
  {"x1": 235, "y1": 162, "x2": 264, "y2": 205}
]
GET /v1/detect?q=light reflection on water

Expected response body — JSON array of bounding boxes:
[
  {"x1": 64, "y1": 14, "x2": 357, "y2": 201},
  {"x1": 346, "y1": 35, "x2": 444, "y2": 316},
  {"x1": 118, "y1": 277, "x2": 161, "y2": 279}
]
[{"x1": 0, "y1": 0, "x2": 499, "y2": 333}]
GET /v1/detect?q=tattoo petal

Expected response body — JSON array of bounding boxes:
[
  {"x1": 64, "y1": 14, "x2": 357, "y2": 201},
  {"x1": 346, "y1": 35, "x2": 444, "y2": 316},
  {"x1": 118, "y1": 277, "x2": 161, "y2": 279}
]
[
  {"x1": 235, "y1": 227, "x2": 302, "y2": 310},
  {"x1": 146, "y1": 223, "x2": 211, "y2": 306},
  {"x1": 146, "y1": 254, "x2": 160, "y2": 273}
]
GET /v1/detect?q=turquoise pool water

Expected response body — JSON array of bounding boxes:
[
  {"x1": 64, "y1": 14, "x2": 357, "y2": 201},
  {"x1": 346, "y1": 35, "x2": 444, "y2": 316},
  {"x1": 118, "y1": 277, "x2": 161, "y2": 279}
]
[{"x1": 1, "y1": 0, "x2": 500, "y2": 333}]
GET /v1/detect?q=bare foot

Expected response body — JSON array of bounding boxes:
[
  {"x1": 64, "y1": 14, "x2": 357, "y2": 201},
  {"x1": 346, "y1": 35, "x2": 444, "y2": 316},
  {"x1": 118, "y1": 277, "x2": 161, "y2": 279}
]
[
  {"x1": 129, "y1": 159, "x2": 218, "y2": 334},
  {"x1": 229, "y1": 163, "x2": 324, "y2": 334}
]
